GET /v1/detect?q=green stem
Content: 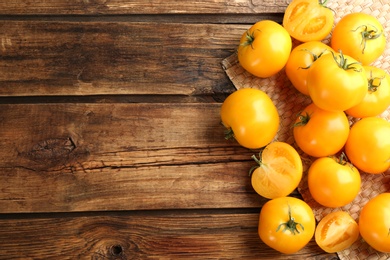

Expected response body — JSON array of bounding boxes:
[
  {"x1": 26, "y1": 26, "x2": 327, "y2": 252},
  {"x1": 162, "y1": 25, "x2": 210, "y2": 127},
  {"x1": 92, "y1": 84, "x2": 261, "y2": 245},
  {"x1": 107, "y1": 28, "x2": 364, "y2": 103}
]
[{"x1": 276, "y1": 205, "x2": 304, "y2": 235}]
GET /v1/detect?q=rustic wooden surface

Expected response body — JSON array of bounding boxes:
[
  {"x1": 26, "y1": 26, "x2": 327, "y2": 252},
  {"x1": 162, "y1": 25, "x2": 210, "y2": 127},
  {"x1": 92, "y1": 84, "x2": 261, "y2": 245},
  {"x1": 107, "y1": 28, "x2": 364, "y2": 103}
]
[{"x1": 0, "y1": 1, "x2": 338, "y2": 259}]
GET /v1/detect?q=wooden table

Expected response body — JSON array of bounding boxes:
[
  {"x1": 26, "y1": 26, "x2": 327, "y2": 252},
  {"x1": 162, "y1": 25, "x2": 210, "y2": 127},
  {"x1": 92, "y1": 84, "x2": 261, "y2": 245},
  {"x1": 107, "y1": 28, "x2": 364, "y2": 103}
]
[{"x1": 0, "y1": 1, "x2": 338, "y2": 259}]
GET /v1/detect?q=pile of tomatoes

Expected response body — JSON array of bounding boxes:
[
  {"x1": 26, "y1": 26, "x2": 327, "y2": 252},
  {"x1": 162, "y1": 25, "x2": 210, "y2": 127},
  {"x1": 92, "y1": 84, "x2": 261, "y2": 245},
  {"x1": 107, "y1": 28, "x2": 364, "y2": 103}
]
[{"x1": 221, "y1": 0, "x2": 390, "y2": 255}]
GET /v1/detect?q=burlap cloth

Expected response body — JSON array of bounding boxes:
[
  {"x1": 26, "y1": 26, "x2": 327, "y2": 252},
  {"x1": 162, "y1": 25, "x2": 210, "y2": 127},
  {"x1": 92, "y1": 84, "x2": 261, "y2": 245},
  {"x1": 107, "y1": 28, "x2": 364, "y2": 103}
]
[{"x1": 221, "y1": 1, "x2": 390, "y2": 259}]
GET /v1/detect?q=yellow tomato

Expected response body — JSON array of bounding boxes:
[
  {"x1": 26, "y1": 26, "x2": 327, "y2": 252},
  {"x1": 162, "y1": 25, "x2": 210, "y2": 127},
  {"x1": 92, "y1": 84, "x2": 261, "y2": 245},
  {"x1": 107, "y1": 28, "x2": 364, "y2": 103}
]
[{"x1": 250, "y1": 142, "x2": 303, "y2": 199}]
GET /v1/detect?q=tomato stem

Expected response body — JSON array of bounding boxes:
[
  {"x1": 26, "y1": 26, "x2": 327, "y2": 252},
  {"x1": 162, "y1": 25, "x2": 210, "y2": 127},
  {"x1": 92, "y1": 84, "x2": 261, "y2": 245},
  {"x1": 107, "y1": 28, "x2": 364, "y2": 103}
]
[
  {"x1": 352, "y1": 25, "x2": 383, "y2": 54},
  {"x1": 368, "y1": 71, "x2": 384, "y2": 92},
  {"x1": 249, "y1": 151, "x2": 263, "y2": 176},
  {"x1": 331, "y1": 51, "x2": 362, "y2": 72},
  {"x1": 224, "y1": 128, "x2": 235, "y2": 141},
  {"x1": 240, "y1": 30, "x2": 255, "y2": 49},
  {"x1": 293, "y1": 111, "x2": 310, "y2": 127},
  {"x1": 276, "y1": 205, "x2": 304, "y2": 235},
  {"x1": 299, "y1": 49, "x2": 331, "y2": 69},
  {"x1": 336, "y1": 152, "x2": 349, "y2": 166}
]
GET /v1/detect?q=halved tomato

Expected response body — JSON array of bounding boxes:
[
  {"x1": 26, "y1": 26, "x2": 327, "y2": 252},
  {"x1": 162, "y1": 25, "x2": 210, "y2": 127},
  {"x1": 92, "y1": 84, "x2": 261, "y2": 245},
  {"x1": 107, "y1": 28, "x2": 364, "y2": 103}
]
[
  {"x1": 315, "y1": 211, "x2": 359, "y2": 253},
  {"x1": 250, "y1": 142, "x2": 303, "y2": 199},
  {"x1": 283, "y1": 0, "x2": 334, "y2": 42}
]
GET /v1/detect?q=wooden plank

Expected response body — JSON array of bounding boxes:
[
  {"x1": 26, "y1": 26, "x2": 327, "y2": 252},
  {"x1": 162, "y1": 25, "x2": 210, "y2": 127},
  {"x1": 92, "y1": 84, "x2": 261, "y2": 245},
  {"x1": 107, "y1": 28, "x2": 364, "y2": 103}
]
[
  {"x1": 0, "y1": 211, "x2": 336, "y2": 259},
  {"x1": 0, "y1": 21, "x2": 246, "y2": 97},
  {"x1": 0, "y1": 1, "x2": 287, "y2": 15},
  {"x1": 0, "y1": 103, "x2": 265, "y2": 213}
]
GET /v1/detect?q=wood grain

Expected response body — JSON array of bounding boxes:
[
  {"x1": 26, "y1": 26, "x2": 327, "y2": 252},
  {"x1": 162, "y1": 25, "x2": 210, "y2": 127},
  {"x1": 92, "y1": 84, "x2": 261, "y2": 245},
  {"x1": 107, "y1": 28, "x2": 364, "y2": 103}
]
[
  {"x1": 0, "y1": 103, "x2": 265, "y2": 213},
  {"x1": 0, "y1": 21, "x2": 246, "y2": 97},
  {"x1": 0, "y1": 0, "x2": 287, "y2": 15},
  {"x1": 0, "y1": 211, "x2": 337, "y2": 259}
]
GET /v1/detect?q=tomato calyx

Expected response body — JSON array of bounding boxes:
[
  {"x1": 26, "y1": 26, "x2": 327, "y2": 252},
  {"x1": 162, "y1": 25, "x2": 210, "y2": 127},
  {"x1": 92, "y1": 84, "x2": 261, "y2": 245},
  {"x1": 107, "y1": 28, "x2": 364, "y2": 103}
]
[
  {"x1": 240, "y1": 29, "x2": 259, "y2": 49},
  {"x1": 276, "y1": 205, "x2": 304, "y2": 235},
  {"x1": 299, "y1": 48, "x2": 331, "y2": 69},
  {"x1": 368, "y1": 72, "x2": 384, "y2": 92},
  {"x1": 352, "y1": 25, "x2": 383, "y2": 54},
  {"x1": 293, "y1": 111, "x2": 311, "y2": 127},
  {"x1": 334, "y1": 152, "x2": 349, "y2": 166},
  {"x1": 224, "y1": 127, "x2": 235, "y2": 141},
  {"x1": 331, "y1": 51, "x2": 362, "y2": 72}
]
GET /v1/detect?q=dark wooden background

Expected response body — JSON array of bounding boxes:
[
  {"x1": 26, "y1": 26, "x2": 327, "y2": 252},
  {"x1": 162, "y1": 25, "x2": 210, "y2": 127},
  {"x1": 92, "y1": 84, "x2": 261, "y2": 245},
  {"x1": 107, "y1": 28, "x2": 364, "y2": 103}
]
[{"x1": 0, "y1": 1, "x2": 338, "y2": 259}]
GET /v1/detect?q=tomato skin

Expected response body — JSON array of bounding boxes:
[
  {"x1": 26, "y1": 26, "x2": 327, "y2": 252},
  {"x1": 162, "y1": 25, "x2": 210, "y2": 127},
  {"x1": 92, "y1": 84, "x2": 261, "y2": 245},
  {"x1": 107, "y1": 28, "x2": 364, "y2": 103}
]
[
  {"x1": 345, "y1": 117, "x2": 390, "y2": 174},
  {"x1": 293, "y1": 103, "x2": 350, "y2": 157},
  {"x1": 315, "y1": 211, "x2": 359, "y2": 253},
  {"x1": 220, "y1": 88, "x2": 279, "y2": 149},
  {"x1": 308, "y1": 156, "x2": 361, "y2": 208},
  {"x1": 238, "y1": 20, "x2": 292, "y2": 78},
  {"x1": 307, "y1": 52, "x2": 368, "y2": 112},
  {"x1": 258, "y1": 197, "x2": 316, "y2": 254},
  {"x1": 359, "y1": 193, "x2": 390, "y2": 253},
  {"x1": 283, "y1": 0, "x2": 334, "y2": 42},
  {"x1": 331, "y1": 13, "x2": 386, "y2": 65},
  {"x1": 250, "y1": 142, "x2": 303, "y2": 199},
  {"x1": 346, "y1": 65, "x2": 390, "y2": 118},
  {"x1": 285, "y1": 41, "x2": 334, "y2": 95}
]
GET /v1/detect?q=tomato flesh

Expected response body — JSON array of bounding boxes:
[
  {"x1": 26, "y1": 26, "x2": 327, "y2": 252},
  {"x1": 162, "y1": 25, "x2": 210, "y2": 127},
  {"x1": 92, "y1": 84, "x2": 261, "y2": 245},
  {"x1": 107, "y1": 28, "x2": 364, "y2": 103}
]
[
  {"x1": 283, "y1": 0, "x2": 334, "y2": 42},
  {"x1": 315, "y1": 211, "x2": 359, "y2": 253}
]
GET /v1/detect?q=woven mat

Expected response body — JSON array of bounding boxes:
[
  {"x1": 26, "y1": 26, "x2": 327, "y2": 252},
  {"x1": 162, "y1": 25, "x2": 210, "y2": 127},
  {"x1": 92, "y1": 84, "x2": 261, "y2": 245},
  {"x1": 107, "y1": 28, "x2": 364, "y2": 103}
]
[{"x1": 222, "y1": 1, "x2": 390, "y2": 259}]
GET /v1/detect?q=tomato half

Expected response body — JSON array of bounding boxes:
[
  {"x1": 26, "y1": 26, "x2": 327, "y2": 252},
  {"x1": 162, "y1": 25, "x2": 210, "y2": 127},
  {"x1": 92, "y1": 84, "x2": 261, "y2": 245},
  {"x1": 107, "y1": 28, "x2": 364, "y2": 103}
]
[
  {"x1": 285, "y1": 41, "x2": 334, "y2": 95},
  {"x1": 250, "y1": 142, "x2": 302, "y2": 199},
  {"x1": 331, "y1": 12, "x2": 386, "y2": 65},
  {"x1": 258, "y1": 197, "x2": 316, "y2": 254},
  {"x1": 346, "y1": 65, "x2": 390, "y2": 118},
  {"x1": 308, "y1": 154, "x2": 361, "y2": 208},
  {"x1": 293, "y1": 103, "x2": 350, "y2": 157},
  {"x1": 359, "y1": 193, "x2": 390, "y2": 253},
  {"x1": 307, "y1": 52, "x2": 368, "y2": 112},
  {"x1": 283, "y1": 0, "x2": 334, "y2": 42},
  {"x1": 237, "y1": 20, "x2": 292, "y2": 78},
  {"x1": 220, "y1": 88, "x2": 279, "y2": 149},
  {"x1": 315, "y1": 211, "x2": 359, "y2": 253},
  {"x1": 345, "y1": 117, "x2": 390, "y2": 174}
]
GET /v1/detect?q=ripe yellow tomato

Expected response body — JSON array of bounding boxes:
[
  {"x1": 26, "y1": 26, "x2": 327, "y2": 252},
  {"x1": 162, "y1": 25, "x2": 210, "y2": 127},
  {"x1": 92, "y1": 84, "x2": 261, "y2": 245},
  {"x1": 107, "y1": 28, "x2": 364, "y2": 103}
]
[
  {"x1": 331, "y1": 12, "x2": 386, "y2": 65},
  {"x1": 315, "y1": 211, "x2": 359, "y2": 253},
  {"x1": 345, "y1": 117, "x2": 390, "y2": 174},
  {"x1": 346, "y1": 65, "x2": 390, "y2": 118},
  {"x1": 250, "y1": 142, "x2": 302, "y2": 199},
  {"x1": 283, "y1": 0, "x2": 334, "y2": 42},
  {"x1": 220, "y1": 88, "x2": 279, "y2": 149},
  {"x1": 285, "y1": 41, "x2": 334, "y2": 95},
  {"x1": 359, "y1": 193, "x2": 390, "y2": 253},
  {"x1": 307, "y1": 52, "x2": 368, "y2": 112},
  {"x1": 293, "y1": 103, "x2": 350, "y2": 157},
  {"x1": 308, "y1": 154, "x2": 361, "y2": 208},
  {"x1": 258, "y1": 197, "x2": 316, "y2": 254},
  {"x1": 238, "y1": 20, "x2": 292, "y2": 78}
]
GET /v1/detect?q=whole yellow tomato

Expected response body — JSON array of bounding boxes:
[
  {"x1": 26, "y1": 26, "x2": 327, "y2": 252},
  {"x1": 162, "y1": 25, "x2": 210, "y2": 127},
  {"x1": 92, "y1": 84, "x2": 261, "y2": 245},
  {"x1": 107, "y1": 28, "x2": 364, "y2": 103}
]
[
  {"x1": 238, "y1": 20, "x2": 292, "y2": 78},
  {"x1": 220, "y1": 88, "x2": 279, "y2": 149},
  {"x1": 359, "y1": 193, "x2": 390, "y2": 253},
  {"x1": 285, "y1": 41, "x2": 334, "y2": 95},
  {"x1": 258, "y1": 197, "x2": 316, "y2": 254},
  {"x1": 293, "y1": 103, "x2": 350, "y2": 157},
  {"x1": 307, "y1": 52, "x2": 368, "y2": 112},
  {"x1": 346, "y1": 65, "x2": 390, "y2": 118},
  {"x1": 308, "y1": 154, "x2": 361, "y2": 208},
  {"x1": 331, "y1": 12, "x2": 386, "y2": 65},
  {"x1": 345, "y1": 117, "x2": 390, "y2": 174}
]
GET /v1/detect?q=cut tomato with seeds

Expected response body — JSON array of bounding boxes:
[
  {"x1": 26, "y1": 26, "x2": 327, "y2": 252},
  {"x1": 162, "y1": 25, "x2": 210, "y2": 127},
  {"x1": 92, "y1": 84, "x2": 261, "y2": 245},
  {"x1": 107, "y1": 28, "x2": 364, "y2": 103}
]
[
  {"x1": 315, "y1": 211, "x2": 359, "y2": 253},
  {"x1": 283, "y1": 0, "x2": 334, "y2": 42},
  {"x1": 250, "y1": 142, "x2": 303, "y2": 199}
]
